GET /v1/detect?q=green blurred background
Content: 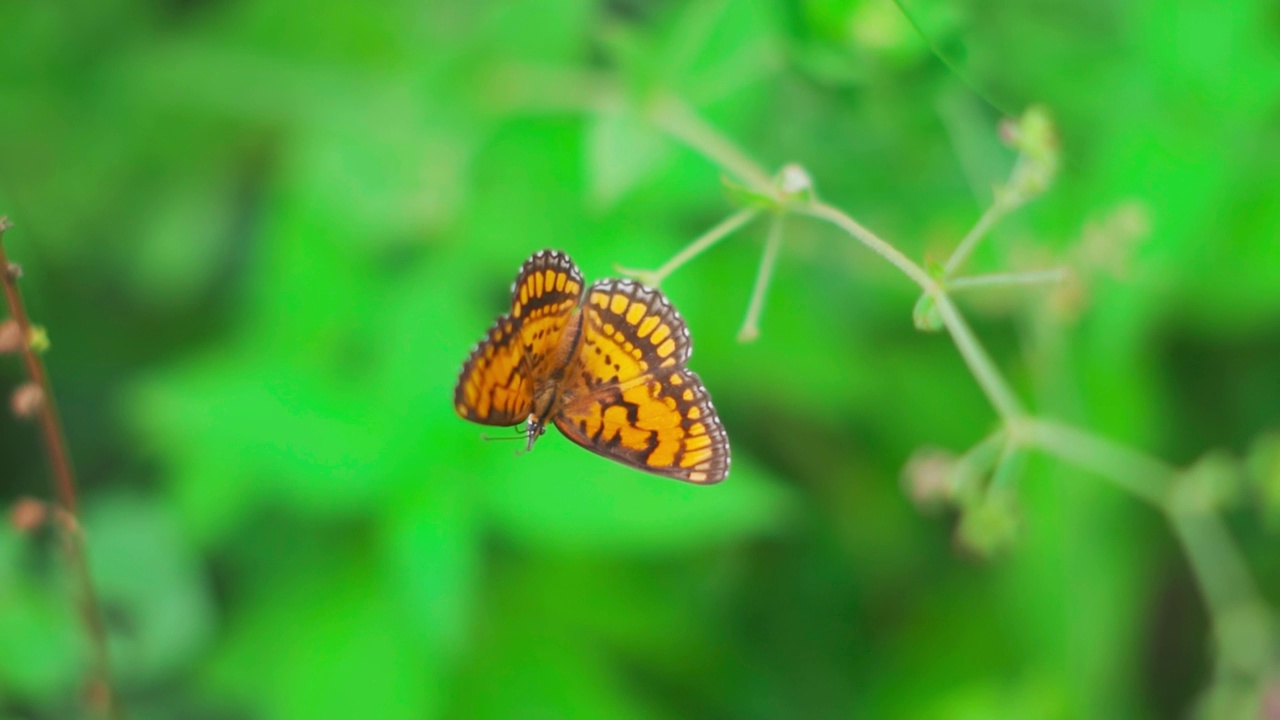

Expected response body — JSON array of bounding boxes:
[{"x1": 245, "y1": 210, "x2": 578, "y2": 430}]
[{"x1": 2, "y1": 0, "x2": 1279, "y2": 718}]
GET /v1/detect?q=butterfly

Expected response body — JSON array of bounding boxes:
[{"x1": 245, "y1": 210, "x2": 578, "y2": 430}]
[{"x1": 454, "y1": 250, "x2": 730, "y2": 484}]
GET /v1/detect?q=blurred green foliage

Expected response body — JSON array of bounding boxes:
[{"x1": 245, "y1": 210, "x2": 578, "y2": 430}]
[{"x1": 1, "y1": 0, "x2": 1279, "y2": 718}]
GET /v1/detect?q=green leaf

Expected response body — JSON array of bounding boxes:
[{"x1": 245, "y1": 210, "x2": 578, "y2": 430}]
[
  {"x1": 0, "y1": 532, "x2": 79, "y2": 701},
  {"x1": 85, "y1": 494, "x2": 216, "y2": 683},
  {"x1": 207, "y1": 558, "x2": 437, "y2": 720}
]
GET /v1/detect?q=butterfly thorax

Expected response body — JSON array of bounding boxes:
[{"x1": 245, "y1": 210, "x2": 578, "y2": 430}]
[{"x1": 525, "y1": 310, "x2": 584, "y2": 450}]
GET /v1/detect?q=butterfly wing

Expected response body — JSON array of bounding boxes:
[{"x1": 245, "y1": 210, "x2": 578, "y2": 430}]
[
  {"x1": 455, "y1": 250, "x2": 584, "y2": 426},
  {"x1": 553, "y1": 279, "x2": 730, "y2": 484}
]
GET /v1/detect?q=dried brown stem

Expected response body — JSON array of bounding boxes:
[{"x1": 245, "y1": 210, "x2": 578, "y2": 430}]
[{"x1": 0, "y1": 217, "x2": 120, "y2": 719}]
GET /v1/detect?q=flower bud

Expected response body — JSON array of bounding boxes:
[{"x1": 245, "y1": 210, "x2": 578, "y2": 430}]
[
  {"x1": 10, "y1": 382, "x2": 44, "y2": 419},
  {"x1": 901, "y1": 447, "x2": 958, "y2": 512},
  {"x1": 955, "y1": 494, "x2": 1020, "y2": 559},
  {"x1": 777, "y1": 163, "x2": 814, "y2": 200},
  {"x1": 9, "y1": 497, "x2": 48, "y2": 533}
]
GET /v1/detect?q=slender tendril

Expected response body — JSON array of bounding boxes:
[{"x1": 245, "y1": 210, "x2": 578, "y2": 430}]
[
  {"x1": 948, "y1": 268, "x2": 1070, "y2": 292},
  {"x1": 738, "y1": 212, "x2": 785, "y2": 342},
  {"x1": 617, "y1": 208, "x2": 759, "y2": 287},
  {"x1": 0, "y1": 218, "x2": 120, "y2": 719}
]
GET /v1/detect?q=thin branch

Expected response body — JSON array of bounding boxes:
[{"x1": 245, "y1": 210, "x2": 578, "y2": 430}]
[
  {"x1": 738, "y1": 212, "x2": 785, "y2": 342},
  {"x1": 1023, "y1": 418, "x2": 1171, "y2": 506},
  {"x1": 794, "y1": 202, "x2": 938, "y2": 292},
  {"x1": 948, "y1": 268, "x2": 1070, "y2": 292},
  {"x1": 987, "y1": 441, "x2": 1026, "y2": 496},
  {"x1": 0, "y1": 218, "x2": 119, "y2": 720},
  {"x1": 949, "y1": 428, "x2": 1007, "y2": 502},
  {"x1": 942, "y1": 196, "x2": 1013, "y2": 278},
  {"x1": 647, "y1": 94, "x2": 775, "y2": 192},
  {"x1": 1169, "y1": 511, "x2": 1267, "y2": 633},
  {"x1": 931, "y1": 293, "x2": 1026, "y2": 422},
  {"x1": 617, "y1": 208, "x2": 759, "y2": 287}
]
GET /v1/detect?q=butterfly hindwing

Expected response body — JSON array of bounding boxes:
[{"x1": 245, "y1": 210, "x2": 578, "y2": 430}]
[
  {"x1": 554, "y1": 279, "x2": 730, "y2": 484},
  {"x1": 454, "y1": 250, "x2": 584, "y2": 426}
]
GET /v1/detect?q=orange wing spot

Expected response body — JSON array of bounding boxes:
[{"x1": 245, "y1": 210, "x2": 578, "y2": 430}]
[
  {"x1": 520, "y1": 285, "x2": 529, "y2": 305},
  {"x1": 555, "y1": 272, "x2": 567, "y2": 291},
  {"x1": 610, "y1": 294, "x2": 629, "y2": 314},
  {"x1": 656, "y1": 338, "x2": 677, "y2": 358},
  {"x1": 668, "y1": 374, "x2": 683, "y2": 385},
  {"x1": 637, "y1": 315, "x2": 660, "y2": 338},
  {"x1": 681, "y1": 448, "x2": 714, "y2": 468},
  {"x1": 647, "y1": 439, "x2": 679, "y2": 467},
  {"x1": 689, "y1": 422, "x2": 706, "y2": 436},
  {"x1": 603, "y1": 323, "x2": 616, "y2": 337},
  {"x1": 567, "y1": 280, "x2": 581, "y2": 295},
  {"x1": 535, "y1": 271, "x2": 544, "y2": 295},
  {"x1": 687, "y1": 471, "x2": 709, "y2": 483},
  {"x1": 682, "y1": 388, "x2": 694, "y2": 401},
  {"x1": 685, "y1": 434, "x2": 712, "y2": 451},
  {"x1": 590, "y1": 291, "x2": 608, "y2": 308},
  {"x1": 626, "y1": 302, "x2": 647, "y2": 324},
  {"x1": 649, "y1": 324, "x2": 671, "y2": 345},
  {"x1": 687, "y1": 406, "x2": 701, "y2": 419},
  {"x1": 603, "y1": 405, "x2": 651, "y2": 450}
]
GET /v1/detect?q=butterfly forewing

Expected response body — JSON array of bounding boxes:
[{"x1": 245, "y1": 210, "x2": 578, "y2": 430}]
[
  {"x1": 454, "y1": 250, "x2": 584, "y2": 426},
  {"x1": 553, "y1": 279, "x2": 730, "y2": 484}
]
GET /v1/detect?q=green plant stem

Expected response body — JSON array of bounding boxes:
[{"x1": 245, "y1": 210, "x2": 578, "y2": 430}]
[
  {"x1": 949, "y1": 268, "x2": 1069, "y2": 292},
  {"x1": 950, "y1": 429, "x2": 1007, "y2": 502},
  {"x1": 931, "y1": 293, "x2": 1026, "y2": 422},
  {"x1": 0, "y1": 218, "x2": 120, "y2": 720},
  {"x1": 794, "y1": 202, "x2": 938, "y2": 291},
  {"x1": 1023, "y1": 418, "x2": 1171, "y2": 506},
  {"x1": 738, "y1": 212, "x2": 785, "y2": 342},
  {"x1": 1169, "y1": 511, "x2": 1266, "y2": 634},
  {"x1": 648, "y1": 94, "x2": 775, "y2": 191},
  {"x1": 618, "y1": 208, "x2": 759, "y2": 287},
  {"x1": 943, "y1": 201, "x2": 1011, "y2": 277},
  {"x1": 988, "y1": 442, "x2": 1026, "y2": 496}
]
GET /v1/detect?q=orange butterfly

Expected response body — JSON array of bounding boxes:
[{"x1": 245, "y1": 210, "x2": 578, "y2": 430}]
[{"x1": 454, "y1": 250, "x2": 730, "y2": 484}]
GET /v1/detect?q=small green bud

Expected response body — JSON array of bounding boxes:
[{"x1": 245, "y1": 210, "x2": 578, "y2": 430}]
[
  {"x1": 912, "y1": 294, "x2": 943, "y2": 332},
  {"x1": 997, "y1": 105, "x2": 1060, "y2": 205},
  {"x1": 956, "y1": 493, "x2": 1020, "y2": 559},
  {"x1": 28, "y1": 325, "x2": 50, "y2": 354}
]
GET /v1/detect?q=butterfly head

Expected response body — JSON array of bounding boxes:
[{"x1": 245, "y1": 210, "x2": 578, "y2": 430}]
[{"x1": 525, "y1": 414, "x2": 548, "y2": 451}]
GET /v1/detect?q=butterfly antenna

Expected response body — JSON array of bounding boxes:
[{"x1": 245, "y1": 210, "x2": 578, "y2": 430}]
[{"x1": 479, "y1": 431, "x2": 526, "y2": 442}]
